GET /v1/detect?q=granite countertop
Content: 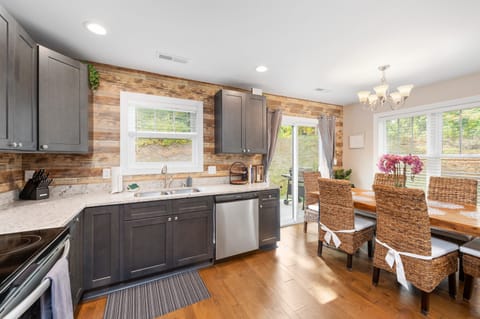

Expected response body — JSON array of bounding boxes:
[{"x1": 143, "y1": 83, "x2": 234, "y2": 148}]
[{"x1": 0, "y1": 183, "x2": 278, "y2": 234}]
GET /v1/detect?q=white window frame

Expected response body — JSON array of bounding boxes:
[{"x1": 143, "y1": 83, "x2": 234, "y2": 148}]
[
  {"x1": 120, "y1": 91, "x2": 204, "y2": 175},
  {"x1": 374, "y1": 95, "x2": 480, "y2": 188}
]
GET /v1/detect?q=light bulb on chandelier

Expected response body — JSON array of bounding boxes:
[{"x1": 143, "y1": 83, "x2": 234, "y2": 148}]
[{"x1": 357, "y1": 65, "x2": 413, "y2": 111}]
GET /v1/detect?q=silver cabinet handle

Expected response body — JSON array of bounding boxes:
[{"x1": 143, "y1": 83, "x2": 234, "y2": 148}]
[
  {"x1": 259, "y1": 204, "x2": 263, "y2": 208},
  {"x1": 9, "y1": 142, "x2": 18, "y2": 148},
  {"x1": 174, "y1": 216, "x2": 178, "y2": 221},
  {"x1": 40, "y1": 144, "x2": 48, "y2": 150},
  {"x1": 247, "y1": 149, "x2": 251, "y2": 152},
  {"x1": 17, "y1": 142, "x2": 23, "y2": 148},
  {"x1": 168, "y1": 217, "x2": 172, "y2": 222}
]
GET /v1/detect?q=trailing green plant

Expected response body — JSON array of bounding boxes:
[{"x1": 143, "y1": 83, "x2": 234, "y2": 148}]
[{"x1": 88, "y1": 64, "x2": 100, "y2": 91}]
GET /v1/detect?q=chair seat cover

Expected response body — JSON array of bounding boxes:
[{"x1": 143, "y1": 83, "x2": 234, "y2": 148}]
[
  {"x1": 354, "y1": 215, "x2": 376, "y2": 231},
  {"x1": 460, "y1": 238, "x2": 480, "y2": 258},
  {"x1": 307, "y1": 204, "x2": 319, "y2": 211},
  {"x1": 431, "y1": 237, "x2": 459, "y2": 258}
]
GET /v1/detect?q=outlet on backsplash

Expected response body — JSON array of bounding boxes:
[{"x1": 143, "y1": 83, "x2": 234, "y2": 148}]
[
  {"x1": 102, "y1": 168, "x2": 111, "y2": 179},
  {"x1": 24, "y1": 170, "x2": 35, "y2": 182}
]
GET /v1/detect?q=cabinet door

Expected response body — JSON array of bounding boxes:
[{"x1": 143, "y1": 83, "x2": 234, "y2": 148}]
[
  {"x1": 259, "y1": 190, "x2": 280, "y2": 247},
  {"x1": 38, "y1": 46, "x2": 88, "y2": 153},
  {"x1": 69, "y1": 213, "x2": 83, "y2": 308},
  {"x1": 12, "y1": 24, "x2": 36, "y2": 150},
  {"x1": 244, "y1": 94, "x2": 267, "y2": 154},
  {"x1": 172, "y1": 211, "x2": 213, "y2": 267},
  {"x1": 215, "y1": 90, "x2": 244, "y2": 153},
  {"x1": 122, "y1": 216, "x2": 172, "y2": 279},
  {"x1": 0, "y1": 7, "x2": 13, "y2": 149},
  {"x1": 83, "y1": 205, "x2": 120, "y2": 290}
]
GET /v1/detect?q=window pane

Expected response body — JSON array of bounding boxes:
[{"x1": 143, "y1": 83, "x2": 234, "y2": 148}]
[
  {"x1": 135, "y1": 108, "x2": 195, "y2": 133},
  {"x1": 442, "y1": 110, "x2": 460, "y2": 154},
  {"x1": 461, "y1": 107, "x2": 480, "y2": 154},
  {"x1": 135, "y1": 138, "x2": 192, "y2": 162},
  {"x1": 298, "y1": 126, "x2": 318, "y2": 171},
  {"x1": 385, "y1": 115, "x2": 426, "y2": 155},
  {"x1": 406, "y1": 158, "x2": 427, "y2": 190}
]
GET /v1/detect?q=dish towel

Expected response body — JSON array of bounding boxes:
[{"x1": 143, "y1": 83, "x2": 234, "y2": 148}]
[{"x1": 40, "y1": 257, "x2": 73, "y2": 319}]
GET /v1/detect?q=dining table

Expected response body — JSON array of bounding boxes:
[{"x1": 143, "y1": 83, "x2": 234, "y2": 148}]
[{"x1": 310, "y1": 188, "x2": 480, "y2": 237}]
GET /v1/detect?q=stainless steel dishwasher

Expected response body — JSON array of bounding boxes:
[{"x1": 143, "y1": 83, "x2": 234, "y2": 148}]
[{"x1": 215, "y1": 192, "x2": 259, "y2": 260}]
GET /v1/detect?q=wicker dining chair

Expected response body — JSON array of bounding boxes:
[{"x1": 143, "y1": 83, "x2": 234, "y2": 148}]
[
  {"x1": 428, "y1": 176, "x2": 478, "y2": 280},
  {"x1": 460, "y1": 238, "x2": 480, "y2": 300},
  {"x1": 373, "y1": 172, "x2": 406, "y2": 187},
  {"x1": 303, "y1": 171, "x2": 321, "y2": 233},
  {"x1": 317, "y1": 178, "x2": 375, "y2": 270},
  {"x1": 372, "y1": 185, "x2": 458, "y2": 315}
]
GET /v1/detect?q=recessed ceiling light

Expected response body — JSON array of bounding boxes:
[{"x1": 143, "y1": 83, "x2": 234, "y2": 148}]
[
  {"x1": 84, "y1": 21, "x2": 107, "y2": 35},
  {"x1": 315, "y1": 88, "x2": 331, "y2": 93},
  {"x1": 256, "y1": 65, "x2": 268, "y2": 73}
]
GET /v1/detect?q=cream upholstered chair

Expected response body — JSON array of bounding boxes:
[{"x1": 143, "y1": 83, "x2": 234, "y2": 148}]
[
  {"x1": 372, "y1": 185, "x2": 458, "y2": 315},
  {"x1": 428, "y1": 176, "x2": 478, "y2": 280},
  {"x1": 303, "y1": 171, "x2": 321, "y2": 233},
  {"x1": 317, "y1": 178, "x2": 375, "y2": 270},
  {"x1": 460, "y1": 238, "x2": 480, "y2": 300}
]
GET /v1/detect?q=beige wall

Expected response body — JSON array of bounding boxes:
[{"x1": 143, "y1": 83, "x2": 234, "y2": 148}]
[{"x1": 343, "y1": 71, "x2": 480, "y2": 189}]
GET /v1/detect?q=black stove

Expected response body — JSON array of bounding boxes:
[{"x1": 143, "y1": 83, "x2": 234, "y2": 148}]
[{"x1": 0, "y1": 228, "x2": 66, "y2": 301}]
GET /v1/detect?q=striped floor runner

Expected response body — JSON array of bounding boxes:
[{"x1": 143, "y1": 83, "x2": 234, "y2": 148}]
[{"x1": 104, "y1": 271, "x2": 210, "y2": 319}]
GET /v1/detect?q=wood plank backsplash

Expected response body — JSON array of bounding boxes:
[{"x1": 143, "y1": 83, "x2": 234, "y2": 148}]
[{"x1": 1, "y1": 63, "x2": 343, "y2": 193}]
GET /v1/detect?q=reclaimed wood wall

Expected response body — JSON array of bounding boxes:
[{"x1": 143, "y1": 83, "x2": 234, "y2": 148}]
[{"x1": 0, "y1": 63, "x2": 343, "y2": 193}]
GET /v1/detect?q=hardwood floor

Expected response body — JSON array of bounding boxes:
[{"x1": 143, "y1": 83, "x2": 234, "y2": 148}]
[{"x1": 76, "y1": 224, "x2": 479, "y2": 319}]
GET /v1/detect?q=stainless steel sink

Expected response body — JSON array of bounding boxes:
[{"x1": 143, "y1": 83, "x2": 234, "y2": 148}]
[{"x1": 134, "y1": 188, "x2": 201, "y2": 198}]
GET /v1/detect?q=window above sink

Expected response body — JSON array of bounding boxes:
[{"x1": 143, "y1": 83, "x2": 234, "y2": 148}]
[{"x1": 120, "y1": 92, "x2": 204, "y2": 175}]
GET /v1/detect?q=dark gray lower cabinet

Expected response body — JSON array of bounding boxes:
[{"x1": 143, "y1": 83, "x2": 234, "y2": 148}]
[
  {"x1": 121, "y1": 197, "x2": 214, "y2": 281},
  {"x1": 122, "y1": 215, "x2": 171, "y2": 279},
  {"x1": 259, "y1": 190, "x2": 280, "y2": 247},
  {"x1": 83, "y1": 205, "x2": 120, "y2": 290},
  {"x1": 68, "y1": 213, "x2": 83, "y2": 309},
  {"x1": 172, "y1": 211, "x2": 213, "y2": 267}
]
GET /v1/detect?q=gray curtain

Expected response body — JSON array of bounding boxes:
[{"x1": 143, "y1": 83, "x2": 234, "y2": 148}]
[
  {"x1": 318, "y1": 115, "x2": 336, "y2": 178},
  {"x1": 263, "y1": 109, "x2": 282, "y2": 179}
]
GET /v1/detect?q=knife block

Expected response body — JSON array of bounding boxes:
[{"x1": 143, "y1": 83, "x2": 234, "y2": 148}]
[{"x1": 19, "y1": 180, "x2": 50, "y2": 200}]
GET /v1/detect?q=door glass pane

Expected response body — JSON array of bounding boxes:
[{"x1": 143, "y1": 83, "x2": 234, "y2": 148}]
[
  {"x1": 269, "y1": 125, "x2": 294, "y2": 225},
  {"x1": 298, "y1": 126, "x2": 319, "y2": 171}
]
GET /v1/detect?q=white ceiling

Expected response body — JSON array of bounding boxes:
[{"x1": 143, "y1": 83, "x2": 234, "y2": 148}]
[{"x1": 2, "y1": 0, "x2": 480, "y2": 105}]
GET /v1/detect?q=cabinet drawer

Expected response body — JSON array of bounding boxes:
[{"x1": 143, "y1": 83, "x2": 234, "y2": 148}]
[
  {"x1": 260, "y1": 189, "x2": 280, "y2": 201},
  {"x1": 124, "y1": 200, "x2": 171, "y2": 220},
  {"x1": 172, "y1": 196, "x2": 213, "y2": 214}
]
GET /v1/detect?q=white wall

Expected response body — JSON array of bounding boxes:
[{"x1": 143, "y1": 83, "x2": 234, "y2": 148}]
[{"x1": 343, "y1": 71, "x2": 480, "y2": 189}]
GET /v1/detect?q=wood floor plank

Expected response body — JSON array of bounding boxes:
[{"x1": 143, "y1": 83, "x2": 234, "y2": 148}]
[{"x1": 76, "y1": 224, "x2": 477, "y2": 319}]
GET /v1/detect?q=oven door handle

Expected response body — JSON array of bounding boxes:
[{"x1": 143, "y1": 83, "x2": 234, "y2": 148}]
[{"x1": 3, "y1": 238, "x2": 70, "y2": 319}]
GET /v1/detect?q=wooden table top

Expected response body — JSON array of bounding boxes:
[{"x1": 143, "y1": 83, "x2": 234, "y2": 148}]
[{"x1": 310, "y1": 188, "x2": 480, "y2": 237}]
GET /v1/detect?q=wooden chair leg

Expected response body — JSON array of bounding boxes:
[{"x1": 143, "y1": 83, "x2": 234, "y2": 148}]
[
  {"x1": 421, "y1": 291, "x2": 430, "y2": 315},
  {"x1": 372, "y1": 267, "x2": 380, "y2": 286},
  {"x1": 346, "y1": 254, "x2": 353, "y2": 270},
  {"x1": 367, "y1": 240, "x2": 373, "y2": 258},
  {"x1": 303, "y1": 221, "x2": 308, "y2": 233},
  {"x1": 448, "y1": 273, "x2": 456, "y2": 299},
  {"x1": 463, "y1": 274, "x2": 473, "y2": 301},
  {"x1": 317, "y1": 240, "x2": 323, "y2": 257}
]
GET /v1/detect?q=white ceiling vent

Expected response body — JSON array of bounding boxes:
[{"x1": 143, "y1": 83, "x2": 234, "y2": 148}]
[{"x1": 157, "y1": 51, "x2": 189, "y2": 64}]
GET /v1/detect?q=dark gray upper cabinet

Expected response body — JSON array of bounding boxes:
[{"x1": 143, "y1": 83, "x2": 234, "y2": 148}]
[
  {"x1": 259, "y1": 189, "x2": 280, "y2": 247},
  {"x1": 215, "y1": 89, "x2": 267, "y2": 154},
  {"x1": 83, "y1": 205, "x2": 120, "y2": 290},
  {"x1": 0, "y1": 6, "x2": 37, "y2": 151},
  {"x1": 38, "y1": 46, "x2": 88, "y2": 153}
]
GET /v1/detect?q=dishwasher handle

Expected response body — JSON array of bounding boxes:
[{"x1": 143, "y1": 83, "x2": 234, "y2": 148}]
[{"x1": 215, "y1": 192, "x2": 258, "y2": 203}]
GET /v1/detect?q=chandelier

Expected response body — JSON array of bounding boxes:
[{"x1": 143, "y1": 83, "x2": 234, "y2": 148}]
[{"x1": 357, "y1": 65, "x2": 413, "y2": 111}]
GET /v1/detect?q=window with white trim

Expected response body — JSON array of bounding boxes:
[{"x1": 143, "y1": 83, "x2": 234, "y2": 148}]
[
  {"x1": 120, "y1": 92, "x2": 204, "y2": 175},
  {"x1": 376, "y1": 99, "x2": 480, "y2": 195}
]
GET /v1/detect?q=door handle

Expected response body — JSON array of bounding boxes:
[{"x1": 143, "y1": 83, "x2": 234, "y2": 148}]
[
  {"x1": 174, "y1": 216, "x2": 178, "y2": 221},
  {"x1": 168, "y1": 217, "x2": 172, "y2": 222}
]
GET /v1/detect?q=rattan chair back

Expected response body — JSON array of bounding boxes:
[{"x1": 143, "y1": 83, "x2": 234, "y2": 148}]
[
  {"x1": 373, "y1": 173, "x2": 406, "y2": 187},
  {"x1": 373, "y1": 184, "x2": 431, "y2": 256},
  {"x1": 428, "y1": 176, "x2": 478, "y2": 206},
  {"x1": 303, "y1": 172, "x2": 321, "y2": 206},
  {"x1": 317, "y1": 178, "x2": 354, "y2": 231}
]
